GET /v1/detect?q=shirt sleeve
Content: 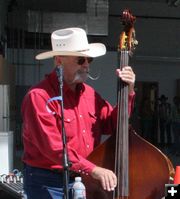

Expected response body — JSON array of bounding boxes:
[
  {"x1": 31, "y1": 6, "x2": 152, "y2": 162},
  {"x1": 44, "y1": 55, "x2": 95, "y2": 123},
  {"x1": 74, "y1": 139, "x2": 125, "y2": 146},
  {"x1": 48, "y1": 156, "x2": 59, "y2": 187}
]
[{"x1": 22, "y1": 90, "x2": 96, "y2": 175}]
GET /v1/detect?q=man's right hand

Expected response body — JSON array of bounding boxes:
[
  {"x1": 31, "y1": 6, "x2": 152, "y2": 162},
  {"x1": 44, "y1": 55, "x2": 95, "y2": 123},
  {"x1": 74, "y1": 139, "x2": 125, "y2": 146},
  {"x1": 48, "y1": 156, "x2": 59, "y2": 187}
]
[{"x1": 90, "y1": 166, "x2": 117, "y2": 192}]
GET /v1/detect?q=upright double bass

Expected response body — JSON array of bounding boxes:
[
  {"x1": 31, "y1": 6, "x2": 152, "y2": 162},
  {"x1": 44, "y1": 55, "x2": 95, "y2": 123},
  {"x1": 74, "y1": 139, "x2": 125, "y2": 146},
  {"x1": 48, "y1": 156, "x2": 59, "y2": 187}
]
[{"x1": 82, "y1": 9, "x2": 174, "y2": 199}]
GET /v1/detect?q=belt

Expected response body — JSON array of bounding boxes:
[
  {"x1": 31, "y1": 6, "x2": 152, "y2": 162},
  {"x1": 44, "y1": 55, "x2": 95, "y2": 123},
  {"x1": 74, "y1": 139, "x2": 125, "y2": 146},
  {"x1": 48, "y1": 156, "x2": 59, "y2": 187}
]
[
  {"x1": 24, "y1": 164, "x2": 79, "y2": 180},
  {"x1": 52, "y1": 169, "x2": 80, "y2": 179}
]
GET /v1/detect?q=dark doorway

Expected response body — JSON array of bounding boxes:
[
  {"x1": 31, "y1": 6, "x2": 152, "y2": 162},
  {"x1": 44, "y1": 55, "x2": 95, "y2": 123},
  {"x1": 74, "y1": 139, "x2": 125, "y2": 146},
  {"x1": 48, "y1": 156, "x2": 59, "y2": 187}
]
[{"x1": 130, "y1": 81, "x2": 159, "y2": 145}]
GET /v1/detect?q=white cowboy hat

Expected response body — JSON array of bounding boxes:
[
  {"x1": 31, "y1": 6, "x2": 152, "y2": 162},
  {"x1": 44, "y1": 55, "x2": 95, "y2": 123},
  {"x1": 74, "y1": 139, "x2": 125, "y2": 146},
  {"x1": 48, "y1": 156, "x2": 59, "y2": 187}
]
[{"x1": 36, "y1": 27, "x2": 106, "y2": 60}]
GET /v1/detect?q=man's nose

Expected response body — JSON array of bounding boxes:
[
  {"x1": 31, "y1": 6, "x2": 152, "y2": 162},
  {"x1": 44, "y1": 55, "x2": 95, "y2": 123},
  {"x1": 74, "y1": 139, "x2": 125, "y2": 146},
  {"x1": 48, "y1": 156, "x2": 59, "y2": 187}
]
[{"x1": 81, "y1": 58, "x2": 90, "y2": 68}]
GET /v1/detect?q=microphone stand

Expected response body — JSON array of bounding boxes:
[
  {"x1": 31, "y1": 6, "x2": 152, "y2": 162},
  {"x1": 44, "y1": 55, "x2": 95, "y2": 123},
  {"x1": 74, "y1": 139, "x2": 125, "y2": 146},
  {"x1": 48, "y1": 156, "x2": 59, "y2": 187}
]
[{"x1": 56, "y1": 66, "x2": 71, "y2": 199}]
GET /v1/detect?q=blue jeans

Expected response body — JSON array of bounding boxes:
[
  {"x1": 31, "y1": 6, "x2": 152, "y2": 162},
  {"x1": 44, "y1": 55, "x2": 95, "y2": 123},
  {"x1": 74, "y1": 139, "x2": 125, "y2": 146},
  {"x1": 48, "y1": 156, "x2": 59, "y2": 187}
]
[{"x1": 23, "y1": 164, "x2": 74, "y2": 199}]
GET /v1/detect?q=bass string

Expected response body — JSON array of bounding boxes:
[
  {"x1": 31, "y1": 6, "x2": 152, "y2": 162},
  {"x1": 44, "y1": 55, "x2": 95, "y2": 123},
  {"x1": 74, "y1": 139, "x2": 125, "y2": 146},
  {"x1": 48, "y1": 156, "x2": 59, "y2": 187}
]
[{"x1": 114, "y1": 50, "x2": 129, "y2": 198}]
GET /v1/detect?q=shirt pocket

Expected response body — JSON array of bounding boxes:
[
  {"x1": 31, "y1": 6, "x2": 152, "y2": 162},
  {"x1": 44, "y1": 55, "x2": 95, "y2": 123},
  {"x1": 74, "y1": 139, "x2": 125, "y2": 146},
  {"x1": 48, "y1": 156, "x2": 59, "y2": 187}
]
[
  {"x1": 88, "y1": 112, "x2": 101, "y2": 134},
  {"x1": 58, "y1": 112, "x2": 76, "y2": 139}
]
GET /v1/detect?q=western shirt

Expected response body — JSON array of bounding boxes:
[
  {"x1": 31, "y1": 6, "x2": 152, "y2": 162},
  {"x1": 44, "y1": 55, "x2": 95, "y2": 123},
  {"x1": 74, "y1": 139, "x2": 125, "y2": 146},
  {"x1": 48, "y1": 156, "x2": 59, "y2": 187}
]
[{"x1": 22, "y1": 69, "x2": 135, "y2": 175}]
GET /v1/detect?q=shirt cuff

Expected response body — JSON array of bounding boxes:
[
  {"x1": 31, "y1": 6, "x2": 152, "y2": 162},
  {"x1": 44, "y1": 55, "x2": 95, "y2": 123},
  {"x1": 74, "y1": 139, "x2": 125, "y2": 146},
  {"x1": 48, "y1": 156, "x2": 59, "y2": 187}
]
[
  {"x1": 128, "y1": 90, "x2": 135, "y2": 116},
  {"x1": 71, "y1": 158, "x2": 96, "y2": 176},
  {"x1": 129, "y1": 90, "x2": 135, "y2": 97}
]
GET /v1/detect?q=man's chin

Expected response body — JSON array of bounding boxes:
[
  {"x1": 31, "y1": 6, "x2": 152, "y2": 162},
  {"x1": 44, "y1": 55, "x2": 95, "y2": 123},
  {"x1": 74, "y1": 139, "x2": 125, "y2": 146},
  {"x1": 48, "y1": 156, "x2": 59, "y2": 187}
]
[{"x1": 74, "y1": 78, "x2": 87, "y2": 84}]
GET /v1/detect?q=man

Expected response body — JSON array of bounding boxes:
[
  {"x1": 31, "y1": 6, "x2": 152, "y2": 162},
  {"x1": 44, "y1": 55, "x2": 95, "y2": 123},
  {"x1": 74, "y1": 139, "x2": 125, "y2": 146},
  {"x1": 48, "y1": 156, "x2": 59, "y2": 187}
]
[
  {"x1": 22, "y1": 27, "x2": 135, "y2": 199},
  {"x1": 158, "y1": 94, "x2": 172, "y2": 147}
]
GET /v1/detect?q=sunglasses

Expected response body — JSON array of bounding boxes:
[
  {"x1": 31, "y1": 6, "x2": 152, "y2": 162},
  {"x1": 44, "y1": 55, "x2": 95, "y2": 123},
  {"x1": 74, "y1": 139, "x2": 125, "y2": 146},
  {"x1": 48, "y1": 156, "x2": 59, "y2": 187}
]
[{"x1": 77, "y1": 57, "x2": 93, "y2": 65}]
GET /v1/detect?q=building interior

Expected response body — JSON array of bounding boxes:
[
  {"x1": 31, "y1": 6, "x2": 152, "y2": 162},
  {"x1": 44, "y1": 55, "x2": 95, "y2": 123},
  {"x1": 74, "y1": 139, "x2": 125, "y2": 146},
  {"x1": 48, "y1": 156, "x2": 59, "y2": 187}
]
[{"x1": 0, "y1": 0, "x2": 180, "y2": 198}]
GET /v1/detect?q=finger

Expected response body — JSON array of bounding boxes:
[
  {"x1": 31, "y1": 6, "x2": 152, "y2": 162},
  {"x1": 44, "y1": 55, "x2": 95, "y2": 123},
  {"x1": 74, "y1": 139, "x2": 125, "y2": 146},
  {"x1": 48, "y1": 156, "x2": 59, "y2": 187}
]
[
  {"x1": 121, "y1": 74, "x2": 135, "y2": 84},
  {"x1": 105, "y1": 171, "x2": 116, "y2": 191},
  {"x1": 120, "y1": 69, "x2": 134, "y2": 77},
  {"x1": 110, "y1": 173, "x2": 117, "y2": 191},
  {"x1": 104, "y1": 173, "x2": 111, "y2": 191},
  {"x1": 108, "y1": 175, "x2": 114, "y2": 191},
  {"x1": 118, "y1": 70, "x2": 135, "y2": 78},
  {"x1": 122, "y1": 69, "x2": 135, "y2": 78},
  {"x1": 122, "y1": 66, "x2": 133, "y2": 71},
  {"x1": 101, "y1": 175, "x2": 106, "y2": 190},
  {"x1": 112, "y1": 173, "x2": 117, "y2": 189}
]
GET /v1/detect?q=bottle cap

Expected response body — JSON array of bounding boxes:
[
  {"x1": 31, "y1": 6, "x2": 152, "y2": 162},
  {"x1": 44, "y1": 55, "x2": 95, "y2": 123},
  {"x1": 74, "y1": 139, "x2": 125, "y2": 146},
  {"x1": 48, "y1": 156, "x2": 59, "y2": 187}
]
[{"x1": 75, "y1": 177, "x2": 81, "y2": 182}]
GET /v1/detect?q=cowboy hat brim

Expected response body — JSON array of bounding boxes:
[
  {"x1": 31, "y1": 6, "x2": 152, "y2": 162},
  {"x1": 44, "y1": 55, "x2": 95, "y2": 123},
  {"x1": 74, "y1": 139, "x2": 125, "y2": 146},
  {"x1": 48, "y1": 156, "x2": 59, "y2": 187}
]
[{"x1": 36, "y1": 43, "x2": 106, "y2": 60}]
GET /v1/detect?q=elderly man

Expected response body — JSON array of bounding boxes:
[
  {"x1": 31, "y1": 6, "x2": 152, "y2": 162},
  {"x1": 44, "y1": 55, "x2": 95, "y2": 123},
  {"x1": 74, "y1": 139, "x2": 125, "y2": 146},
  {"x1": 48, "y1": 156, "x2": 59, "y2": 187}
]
[{"x1": 22, "y1": 27, "x2": 135, "y2": 199}]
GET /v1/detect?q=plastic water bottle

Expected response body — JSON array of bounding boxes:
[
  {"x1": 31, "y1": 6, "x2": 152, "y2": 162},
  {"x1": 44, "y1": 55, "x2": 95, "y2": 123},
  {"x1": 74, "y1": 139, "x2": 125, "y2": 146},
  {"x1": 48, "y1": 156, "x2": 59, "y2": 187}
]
[{"x1": 72, "y1": 176, "x2": 86, "y2": 199}]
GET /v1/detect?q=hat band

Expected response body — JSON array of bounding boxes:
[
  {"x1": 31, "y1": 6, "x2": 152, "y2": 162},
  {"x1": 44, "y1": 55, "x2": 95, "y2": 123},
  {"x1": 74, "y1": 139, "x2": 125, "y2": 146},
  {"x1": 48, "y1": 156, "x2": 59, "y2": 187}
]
[{"x1": 76, "y1": 48, "x2": 90, "y2": 52}]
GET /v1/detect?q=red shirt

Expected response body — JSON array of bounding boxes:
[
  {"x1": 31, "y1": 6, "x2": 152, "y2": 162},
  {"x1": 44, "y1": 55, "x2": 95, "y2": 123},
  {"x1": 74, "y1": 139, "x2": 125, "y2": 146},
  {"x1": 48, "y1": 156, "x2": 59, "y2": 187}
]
[{"x1": 22, "y1": 69, "x2": 135, "y2": 175}]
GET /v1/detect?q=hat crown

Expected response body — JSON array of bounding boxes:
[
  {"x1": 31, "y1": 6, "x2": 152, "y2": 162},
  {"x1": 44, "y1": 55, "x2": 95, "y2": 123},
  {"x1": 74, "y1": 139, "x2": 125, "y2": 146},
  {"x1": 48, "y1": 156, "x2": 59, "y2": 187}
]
[{"x1": 51, "y1": 28, "x2": 89, "y2": 52}]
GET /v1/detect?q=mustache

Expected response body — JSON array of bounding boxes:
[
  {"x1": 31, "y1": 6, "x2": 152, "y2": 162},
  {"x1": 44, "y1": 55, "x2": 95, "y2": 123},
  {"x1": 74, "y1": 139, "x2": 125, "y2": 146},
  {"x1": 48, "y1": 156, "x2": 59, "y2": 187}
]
[
  {"x1": 73, "y1": 68, "x2": 101, "y2": 82},
  {"x1": 87, "y1": 71, "x2": 100, "y2": 80}
]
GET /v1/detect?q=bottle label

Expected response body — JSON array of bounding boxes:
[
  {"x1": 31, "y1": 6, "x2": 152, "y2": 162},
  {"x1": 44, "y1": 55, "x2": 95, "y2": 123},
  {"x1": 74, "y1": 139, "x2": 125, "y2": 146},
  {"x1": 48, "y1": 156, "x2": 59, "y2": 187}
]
[{"x1": 73, "y1": 189, "x2": 86, "y2": 199}]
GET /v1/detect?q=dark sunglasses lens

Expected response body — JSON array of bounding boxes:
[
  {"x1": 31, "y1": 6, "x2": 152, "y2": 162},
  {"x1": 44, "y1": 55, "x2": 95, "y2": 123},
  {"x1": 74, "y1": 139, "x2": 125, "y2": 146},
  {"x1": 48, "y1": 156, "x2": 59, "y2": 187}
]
[
  {"x1": 78, "y1": 57, "x2": 85, "y2": 65},
  {"x1": 87, "y1": 57, "x2": 93, "y2": 63},
  {"x1": 77, "y1": 57, "x2": 93, "y2": 65}
]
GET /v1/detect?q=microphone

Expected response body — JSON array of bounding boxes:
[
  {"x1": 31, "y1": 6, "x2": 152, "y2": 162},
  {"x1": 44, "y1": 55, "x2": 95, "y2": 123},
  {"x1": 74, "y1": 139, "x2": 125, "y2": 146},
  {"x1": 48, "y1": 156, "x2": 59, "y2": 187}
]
[{"x1": 56, "y1": 65, "x2": 63, "y2": 87}]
